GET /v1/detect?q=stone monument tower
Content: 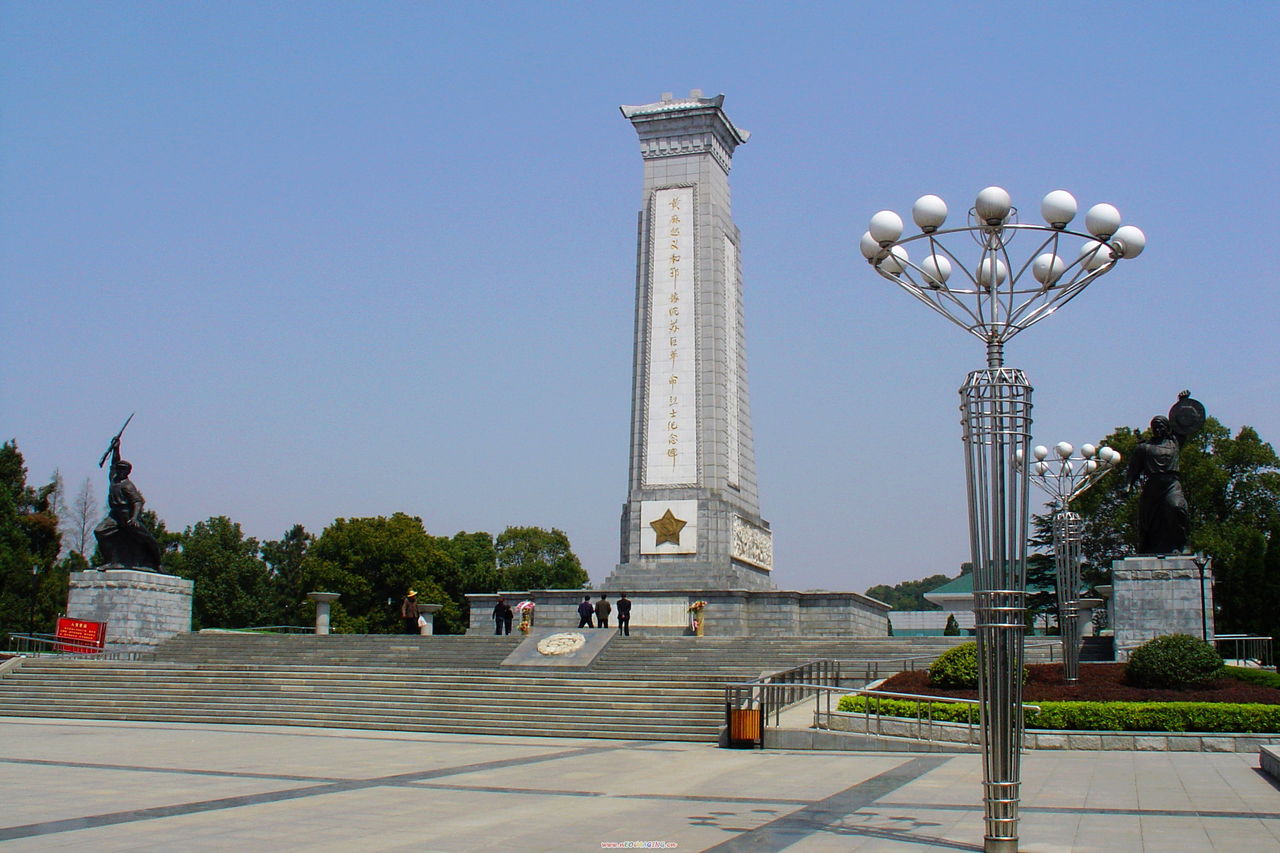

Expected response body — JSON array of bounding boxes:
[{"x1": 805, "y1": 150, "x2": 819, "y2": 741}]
[{"x1": 606, "y1": 91, "x2": 773, "y2": 591}]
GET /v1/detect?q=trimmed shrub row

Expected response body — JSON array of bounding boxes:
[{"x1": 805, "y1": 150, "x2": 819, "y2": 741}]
[
  {"x1": 1223, "y1": 666, "x2": 1280, "y2": 690},
  {"x1": 838, "y1": 695, "x2": 980, "y2": 724},
  {"x1": 836, "y1": 695, "x2": 1280, "y2": 733}
]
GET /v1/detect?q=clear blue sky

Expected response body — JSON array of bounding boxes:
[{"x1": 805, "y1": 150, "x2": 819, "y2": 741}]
[{"x1": 3, "y1": 2, "x2": 1277, "y2": 593}]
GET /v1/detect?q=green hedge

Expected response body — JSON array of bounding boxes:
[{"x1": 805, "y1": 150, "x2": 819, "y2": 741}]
[
  {"x1": 1223, "y1": 666, "x2": 1280, "y2": 690},
  {"x1": 837, "y1": 696, "x2": 980, "y2": 724},
  {"x1": 836, "y1": 695, "x2": 1280, "y2": 733}
]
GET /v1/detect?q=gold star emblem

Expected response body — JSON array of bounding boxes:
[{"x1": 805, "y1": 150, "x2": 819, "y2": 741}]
[{"x1": 650, "y1": 509, "x2": 687, "y2": 546}]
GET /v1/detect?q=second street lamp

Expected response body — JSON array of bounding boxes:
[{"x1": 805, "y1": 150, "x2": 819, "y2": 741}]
[
  {"x1": 862, "y1": 186, "x2": 1144, "y2": 853},
  {"x1": 1019, "y1": 441, "x2": 1122, "y2": 682}
]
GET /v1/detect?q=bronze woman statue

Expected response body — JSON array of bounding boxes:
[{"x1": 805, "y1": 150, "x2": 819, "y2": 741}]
[{"x1": 1125, "y1": 391, "x2": 1204, "y2": 555}]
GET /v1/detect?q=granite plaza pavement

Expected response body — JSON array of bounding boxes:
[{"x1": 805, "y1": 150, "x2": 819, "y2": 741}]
[{"x1": 1, "y1": 717, "x2": 1278, "y2": 852}]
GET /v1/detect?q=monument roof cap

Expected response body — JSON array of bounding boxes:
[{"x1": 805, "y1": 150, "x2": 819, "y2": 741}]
[{"x1": 619, "y1": 92, "x2": 750, "y2": 143}]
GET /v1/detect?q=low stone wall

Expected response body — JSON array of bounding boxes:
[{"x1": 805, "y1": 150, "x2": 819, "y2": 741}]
[
  {"x1": 818, "y1": 710, "x2": 1279, "y2": 753},
  {"x1": 466, "y1": 588, "x2": 890, "y2": 636}
]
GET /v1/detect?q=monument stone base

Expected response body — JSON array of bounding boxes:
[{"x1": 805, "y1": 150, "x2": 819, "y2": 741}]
[
  {"x1": 1110, "y1": 556, "x2": 1214, "y2": 661},
  {"x1": 466, "y1": 588, "x2": 889, "y2": 637},
  {"x1": 67, "y1": 569, "x2": 194, "y2": 653}
]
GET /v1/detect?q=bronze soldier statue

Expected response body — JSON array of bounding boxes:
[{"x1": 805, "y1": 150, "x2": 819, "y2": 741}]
[
  {"x1": 1125, "y1": 390, "x2": 1205, "y2": 555},
  {"x1": 93, "y1": 416, "x2": 162, "y2": 571}
]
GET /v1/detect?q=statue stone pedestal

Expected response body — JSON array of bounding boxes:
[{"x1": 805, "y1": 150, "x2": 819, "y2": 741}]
[
  {"x1": 67, "y1": 569, "x2": 193, "y2": 652},
  {"x1": 1111, "y1": 556, "x2": 1214, "y2": 661}
]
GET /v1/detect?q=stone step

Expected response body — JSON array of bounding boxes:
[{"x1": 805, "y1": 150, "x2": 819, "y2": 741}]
[
  {"x1": 1, "y1": 632, "x2": 1050, "y2": 744},
  {"x1": 11, "y1": 665, "x2": 722, "y2": 691},
  {"x1": 0, "y1": 708, "x2": 716, "y2": 741},
  {"x1": 0, "y1": 695, "x2": 720, "y2": 721},
  {"x1": 2, "y1": 676, "x2": 721, "y2": 696}
]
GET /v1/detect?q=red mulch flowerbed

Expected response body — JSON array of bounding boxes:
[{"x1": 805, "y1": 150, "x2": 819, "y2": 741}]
[{"x1": 879, "y1": 663, "x2": 1280, "y2": 704}]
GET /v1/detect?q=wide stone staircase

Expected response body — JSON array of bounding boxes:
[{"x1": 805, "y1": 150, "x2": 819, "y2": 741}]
[{"x1": 0, "y1": 632, "x2": 1061, "y2": 742}]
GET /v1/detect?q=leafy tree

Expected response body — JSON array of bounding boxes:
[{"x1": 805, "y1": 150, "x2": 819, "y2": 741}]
[
  {"x1": 438, "y1": 530, "x2": 497, "y2": 625},
  {"x1": 943, "y1": 613, "x2": 960, "y2": 636},
  {"x1": 300, "y1": 513, "x2": 463, "y2": 634},
  {"x1": 1062, "y1": 417, "x2": 1280, "y2": 654},
  {"x1": 1023, "y1": 547, "x2": 1061, "y2": 631},
  {"x1": 0, "y1": 441, "x2": 65, "y2": 641},
  {"x1": 261, "y1": 524, "x2": 313, "y2": 626},
  {"x1": 444, "y1": 531, "x2": 498, "y2": 594},
  {"x1": 864, "y1": 573, "x2": 952, "y2": 610},
  {"x1": 495, "y1": 526, "x2": 587, "y2": 591},
  {"x1": 166, "y1": 516, "x2": 276, "y2": 630}
]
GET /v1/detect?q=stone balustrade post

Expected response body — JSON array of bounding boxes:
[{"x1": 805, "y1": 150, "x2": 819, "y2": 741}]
[
  {"x1": 306, "y1": 592, "x2": 340, "y2": 635},
  {"x1": 416, "y1": 603, "x2": 443, "y2": 635}
]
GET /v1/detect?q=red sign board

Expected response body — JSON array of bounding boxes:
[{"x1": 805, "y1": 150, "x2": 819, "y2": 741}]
[{"x1": 55, "y1": 617, "x2": 107, "y2": 653}]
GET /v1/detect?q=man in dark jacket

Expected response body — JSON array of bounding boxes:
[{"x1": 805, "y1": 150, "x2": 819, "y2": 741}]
[
  {"x1": 616, "y1": 592, "x2": 632, "y2": 636},
  {"x1": 594, "y1": 594, "x2": 612, "y2": 629},
  {"x1": 493, "y1": 598, "x2": 513, "y2": 635},
  {"x1": 577, "y1": 595, "x2": 595, "y2": 628}
]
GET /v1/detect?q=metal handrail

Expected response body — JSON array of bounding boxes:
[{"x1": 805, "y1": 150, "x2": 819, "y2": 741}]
[
  {"x1": 205, "y1": 626, "x2": 315, "y2": 635},
  {"x1": 4, "y1": 633, "x2": 143, "y2": 661},
  {"x1": 1214, "y1": 634, "x2": 1275, "y2": 668},
  {"x1": 723, "y1": 640, "x2": 1061, "y2": 746},
  {"x1": 821, "y1": 685, "x2": 1040, "y2": 745}
]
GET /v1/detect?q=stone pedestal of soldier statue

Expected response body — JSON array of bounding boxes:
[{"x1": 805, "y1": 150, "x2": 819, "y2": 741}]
[
  {"x1": 66, "y1": 417, "x2": 193, "y2": 652},
  {"x1": 1111, "y1": 392, "x2": 1215, "y2": 660}
]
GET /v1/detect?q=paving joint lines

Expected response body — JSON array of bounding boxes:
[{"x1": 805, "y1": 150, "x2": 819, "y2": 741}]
[
  {"x1": 699, "y1": 756, "x2": 954, "y2": 853},
  {"x1": 875, "y1": 799, "x2": 1280, "y2": 822},
  {"x1": 0, "y1": 741, "x2": 641, "y2": 841}
]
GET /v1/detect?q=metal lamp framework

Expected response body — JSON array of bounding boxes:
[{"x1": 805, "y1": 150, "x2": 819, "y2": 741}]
[
  {"x1": 1019, "y1": 441, "x2": 1122, "y2": 681},
  {"x1": 863, "y1": 187, "x2": 1144, "y2": 853}
]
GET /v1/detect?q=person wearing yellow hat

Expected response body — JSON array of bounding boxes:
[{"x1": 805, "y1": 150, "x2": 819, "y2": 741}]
[{"x1": 400, "y1": 589, "x2": 420, "y2": 635}]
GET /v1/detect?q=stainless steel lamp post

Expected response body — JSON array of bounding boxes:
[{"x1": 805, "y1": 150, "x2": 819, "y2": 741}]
[
  {"x1": 1019, "y1": 441, "x2": 1122, "y2": 682},
  {"x1": 862, "y1": 187, "x2": 1144, "y2": 853}
]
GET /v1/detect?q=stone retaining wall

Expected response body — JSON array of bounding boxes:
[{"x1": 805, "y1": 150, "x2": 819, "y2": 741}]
[{"x1": 466, "y1": 588, "x2": 889, "y2": 636}]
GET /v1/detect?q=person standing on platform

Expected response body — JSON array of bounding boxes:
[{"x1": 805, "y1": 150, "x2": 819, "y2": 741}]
[
  {"x1": 493, "y1": 598, "x2": 513, "y2": 635},
  {"x1": 400, "y1": 590, "x2": 419, "y2": 635},
  {"x1": 616, "y1": 592, "x2": 632, "y2": 636},
  {"x1": 577, "y1": 595, "x2": 595, "y2": 628},
  {"x1": 595, "y1": 594, "x2": 612, "y2": 629}
]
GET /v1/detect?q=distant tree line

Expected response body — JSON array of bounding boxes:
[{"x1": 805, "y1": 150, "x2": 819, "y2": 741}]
[
  {"x1": 864, "y1": 574, "x2": 951, "y2": 611},
  {"x1": 0, "y1": 440, "x2": 586, "y2": 643}
]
